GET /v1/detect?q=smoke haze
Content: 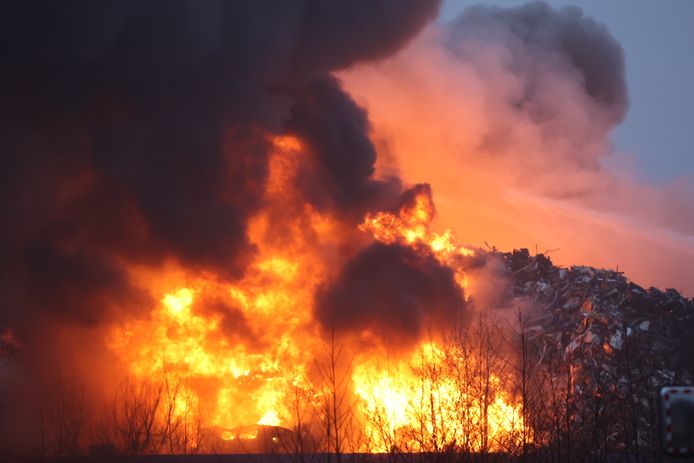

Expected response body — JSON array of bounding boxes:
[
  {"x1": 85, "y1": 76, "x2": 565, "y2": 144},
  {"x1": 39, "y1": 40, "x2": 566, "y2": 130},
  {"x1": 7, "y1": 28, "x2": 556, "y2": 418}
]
[{"x1": 341, "y1": 1, "x2": 694, "y2": 294}]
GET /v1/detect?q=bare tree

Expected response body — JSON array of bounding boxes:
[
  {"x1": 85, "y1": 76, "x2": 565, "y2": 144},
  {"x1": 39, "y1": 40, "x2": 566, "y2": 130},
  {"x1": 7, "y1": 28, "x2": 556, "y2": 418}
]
[
  {"x1": 32, "y1": 375, "x2": 87, "y2": 460},
  {"x1": 314, "y1": 330, "x2": 355, "y2": 463},
  {"x1": 503, "y1": 308, "x2": 544, "y2": 462},
  {"x1": 97, "y1": 378, "x2": 162, "y2": 455},
  {"x1": 159, "y1": 370, "x2": 205, "y2": 455},
  {"x1": 281, "y1": 378, "x2": 327, "y2": 462}
]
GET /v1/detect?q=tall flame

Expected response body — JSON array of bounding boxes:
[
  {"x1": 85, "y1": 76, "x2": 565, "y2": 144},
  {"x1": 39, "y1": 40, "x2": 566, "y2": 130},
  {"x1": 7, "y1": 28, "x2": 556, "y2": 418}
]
[{"x1": 108, "y1": 134, "x2": 525, "y2": 453}]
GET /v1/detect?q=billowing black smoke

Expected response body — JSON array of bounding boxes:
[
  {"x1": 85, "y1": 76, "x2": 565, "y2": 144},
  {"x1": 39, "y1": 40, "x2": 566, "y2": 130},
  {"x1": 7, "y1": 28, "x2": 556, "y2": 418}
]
[
  {"x1": 0, "y1": 0, "x2": 440, "y2": 330},
  {"x1": 315, "y1": 242, "x2": 466, "y2": 343},
  {"x1": 0, "y1": 0, "x2": 441, "y2": 449},
  {"x1": 287, "y1": 76, "x2": 403, "y2": 218}
]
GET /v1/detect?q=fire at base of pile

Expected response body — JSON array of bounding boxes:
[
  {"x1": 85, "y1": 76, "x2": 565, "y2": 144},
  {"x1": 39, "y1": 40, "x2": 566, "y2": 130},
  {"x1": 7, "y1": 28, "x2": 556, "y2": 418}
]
[
  {"x1": 103, "y1": 300, "x2": 526, "y2": 455},
  {"x1": 98, "y1": 135, "x2": 527, "y2": 456},
  {"x1": 94, "y1": 136, "x2": 694, "y2": 458}
]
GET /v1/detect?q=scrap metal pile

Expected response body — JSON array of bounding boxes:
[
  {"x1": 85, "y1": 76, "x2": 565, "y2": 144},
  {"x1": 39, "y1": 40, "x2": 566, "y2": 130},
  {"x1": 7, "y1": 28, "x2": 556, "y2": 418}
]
[{"x1": 501, "y1": 248, "x2": 694, "y2": 448}]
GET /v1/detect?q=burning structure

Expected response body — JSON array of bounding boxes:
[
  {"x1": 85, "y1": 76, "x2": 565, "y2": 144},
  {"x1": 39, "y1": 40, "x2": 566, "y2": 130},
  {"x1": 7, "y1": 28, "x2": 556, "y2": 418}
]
[{"x1": 0, "y1": 1, "x2": 692, "y2": 462}]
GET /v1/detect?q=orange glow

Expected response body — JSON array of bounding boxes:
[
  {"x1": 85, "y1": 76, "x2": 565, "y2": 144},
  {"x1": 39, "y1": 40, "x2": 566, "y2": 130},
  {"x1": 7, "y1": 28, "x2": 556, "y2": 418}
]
[
  {"x1": 360, "y1": 187, "x2": 474, "y2": 296},
  {"x1": 353, "y1": 342, "x2": 523, "y2": 453},
  {"x1": 110, "y1": 135, "x2": 324, "y2": 435},
  {"x1": 338, "y1": 32, "x2": 694, "y2": 296},
  {"x1": 108, "y1": 134, "x2": 526, "y2": 453},
  {"x1": 257, "y1": 410, "x2": 280, "y2": 427}
]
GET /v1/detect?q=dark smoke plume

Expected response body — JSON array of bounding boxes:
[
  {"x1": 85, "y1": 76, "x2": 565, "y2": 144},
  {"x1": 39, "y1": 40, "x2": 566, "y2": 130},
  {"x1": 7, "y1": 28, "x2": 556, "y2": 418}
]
[
  {"x1": 0, "y1": 0, "x2": 440, "y2": 328},
  {"x1": 315, "y1": 242, "x2": 466, "y2": 342},
  {"x1": 286, "y1": 76, "x2": 403, "y2": 218},
  {"x1": 0, "y1": 0, "x2": 440, "y2": 449}
]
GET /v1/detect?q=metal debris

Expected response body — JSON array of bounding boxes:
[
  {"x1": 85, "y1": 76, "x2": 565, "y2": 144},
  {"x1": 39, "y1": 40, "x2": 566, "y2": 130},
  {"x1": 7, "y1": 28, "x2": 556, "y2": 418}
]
[{"x1": 500, "y1": 248, "x2": 694, "y2": 449}]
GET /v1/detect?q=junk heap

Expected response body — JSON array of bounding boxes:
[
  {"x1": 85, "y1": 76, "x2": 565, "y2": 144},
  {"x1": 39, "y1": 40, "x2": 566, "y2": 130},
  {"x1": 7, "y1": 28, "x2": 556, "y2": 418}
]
[{"x1": 501, "y1": 248, "x2": 694, "y2": 451}]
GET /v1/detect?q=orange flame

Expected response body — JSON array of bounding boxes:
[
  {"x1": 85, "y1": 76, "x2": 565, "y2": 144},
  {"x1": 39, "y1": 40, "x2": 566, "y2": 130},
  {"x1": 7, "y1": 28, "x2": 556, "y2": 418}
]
[
  {"x1": 360, "y1": 187, "x2": 474, "y2": 296},
  {"x1": 108, "y1": 134, "x2": 526, "y2": 453},
  {"x1": 353, "y1": 343, "x2": 523, "y2": 452}
]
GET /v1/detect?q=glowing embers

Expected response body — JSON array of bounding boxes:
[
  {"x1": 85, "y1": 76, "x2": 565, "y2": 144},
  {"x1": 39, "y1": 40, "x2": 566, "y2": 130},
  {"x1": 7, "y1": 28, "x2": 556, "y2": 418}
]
[
  {"x1": 353, "y1": 342, "x2": 524, "y2": 453},
  {"x1": 272, "y1": 135, "x2": 303, "y2": 153}
]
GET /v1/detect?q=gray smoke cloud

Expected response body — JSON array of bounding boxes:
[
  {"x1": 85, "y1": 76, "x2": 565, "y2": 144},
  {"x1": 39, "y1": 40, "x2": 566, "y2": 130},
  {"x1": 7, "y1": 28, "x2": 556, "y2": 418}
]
[
  {"x1": 447, "y1": 1, "x2": 627, "y2": 122},
  {"x1": 443, "y1": 1, "x2": 628, "y2": 176}
]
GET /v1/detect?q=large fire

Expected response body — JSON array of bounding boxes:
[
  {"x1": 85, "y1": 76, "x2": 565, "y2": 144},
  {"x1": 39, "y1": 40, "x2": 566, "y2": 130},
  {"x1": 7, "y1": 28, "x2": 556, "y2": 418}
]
[
  {"x1": 108, "y1": 135, "x2": 525, "y2": 453},
  {"x1": 9, "y1": 3, "x2": 686, "y2": 461}
]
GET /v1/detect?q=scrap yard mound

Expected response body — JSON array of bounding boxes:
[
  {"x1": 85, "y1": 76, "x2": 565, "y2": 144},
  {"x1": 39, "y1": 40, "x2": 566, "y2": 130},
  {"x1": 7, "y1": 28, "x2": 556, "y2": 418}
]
[{"x1": 501, "y1": 248, "x2": 694, "y2": 448}]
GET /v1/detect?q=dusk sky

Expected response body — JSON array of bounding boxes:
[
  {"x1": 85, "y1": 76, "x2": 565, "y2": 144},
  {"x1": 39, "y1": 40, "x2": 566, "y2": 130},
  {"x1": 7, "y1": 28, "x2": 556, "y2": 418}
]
[{"x1": 442, "y1": 0, "x2": 694, "y2": 183}]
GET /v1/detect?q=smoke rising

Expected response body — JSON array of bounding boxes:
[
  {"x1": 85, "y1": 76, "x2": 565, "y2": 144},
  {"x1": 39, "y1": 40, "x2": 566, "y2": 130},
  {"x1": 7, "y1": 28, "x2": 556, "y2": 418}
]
[
  {"x1": 286, "y1": 76, "x2": 402, "y2": 218},
  {"x1": 0, "y1": 0, "x2": 440, "y2": 325},
  {"x1": 316, "y1": 242, "x2": 465, "y2": 342},
  {"x1": 448, "y1": 2, "x2": 628, "y2": 124},
  {"x1": 4, "y1": 0, "x2": 691, "y2": 456},
  {"x1": 0, "y1": 0, "x2": 441, "y2": 449},
  {"x1": 341, "y1": 1, "x2": 694, "y2": 293}
]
